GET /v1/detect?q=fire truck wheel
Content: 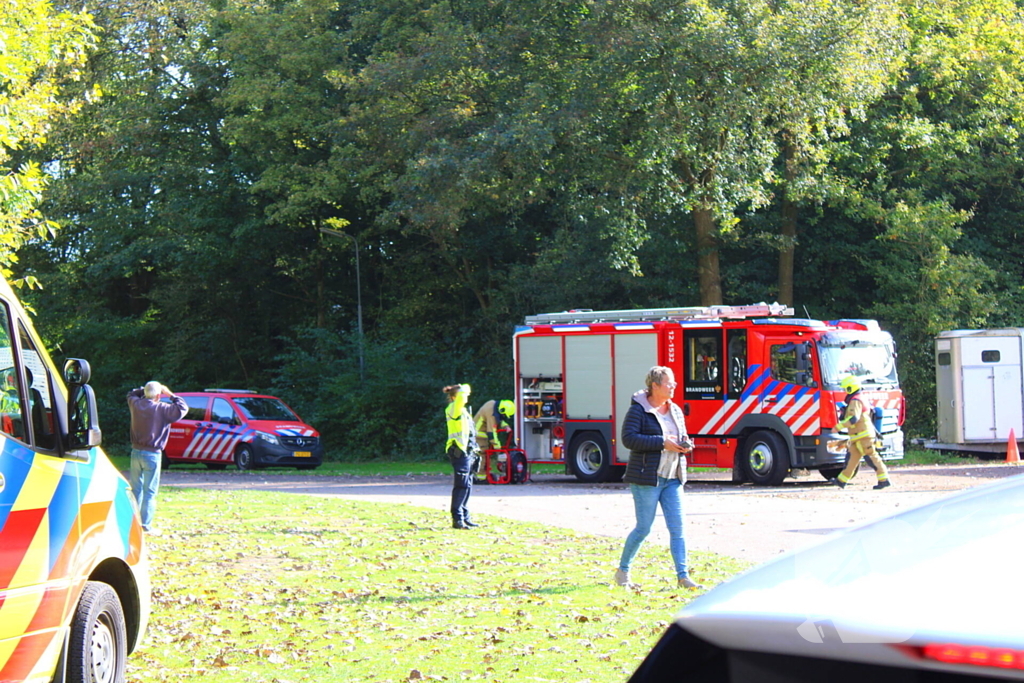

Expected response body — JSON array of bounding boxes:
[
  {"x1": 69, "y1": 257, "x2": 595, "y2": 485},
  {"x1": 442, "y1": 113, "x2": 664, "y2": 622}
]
[
  {"x1": 742, "y1": 430, "x2": 790, "y2": 486},
  {"x1": 569, "y1": 432, "x2": 612, "y2": 483},
  {"x1": 67, "y1": 581, "x2": 127, "y2": 683},
  {"x1": 235, "y1": 444, "x2": 256, "y2": 471}
]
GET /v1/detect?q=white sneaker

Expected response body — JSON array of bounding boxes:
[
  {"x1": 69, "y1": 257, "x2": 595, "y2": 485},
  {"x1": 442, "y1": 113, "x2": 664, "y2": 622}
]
[
  {"x1": 614, "y1": 569, "x2": 631, "y2": 586},
  {"x1": 678, "y1": 576, "x2": 704, "y2": 590}
]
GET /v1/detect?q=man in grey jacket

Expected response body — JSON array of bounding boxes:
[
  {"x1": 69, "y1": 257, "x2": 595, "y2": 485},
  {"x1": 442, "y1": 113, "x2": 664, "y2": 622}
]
[{"x1": 127, "y1": 381, "x2": 188, "y2": 531}]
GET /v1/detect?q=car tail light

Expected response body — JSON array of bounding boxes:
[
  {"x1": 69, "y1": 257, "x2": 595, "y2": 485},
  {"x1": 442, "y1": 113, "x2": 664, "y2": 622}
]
[{"x1": 923, "y1": 643, "x2": 1024, "y2": 670}]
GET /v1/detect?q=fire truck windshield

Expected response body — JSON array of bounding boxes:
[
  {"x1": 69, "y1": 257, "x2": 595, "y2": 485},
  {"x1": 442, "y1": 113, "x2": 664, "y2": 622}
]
[{"x1": 818, "y1": 332, "x2": 898, "y2": 389}]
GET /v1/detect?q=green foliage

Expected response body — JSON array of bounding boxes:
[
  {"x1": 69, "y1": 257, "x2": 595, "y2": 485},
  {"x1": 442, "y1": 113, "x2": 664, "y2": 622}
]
[
  {"x1": 12, "y1": 0, "x2": 1024, "y2": 453},
  {"x1": 271, "y1": 326, "x2": 485, "y2": 459},
  {"x1": 131, "y1": 487, "x2": 747, "y2": 682},
  {"x1": 868, "y1": 198, "x2": 996, "y2": 437},
  {"x1": 0, "y1": 0, "x2": 95, "y2": 278}
]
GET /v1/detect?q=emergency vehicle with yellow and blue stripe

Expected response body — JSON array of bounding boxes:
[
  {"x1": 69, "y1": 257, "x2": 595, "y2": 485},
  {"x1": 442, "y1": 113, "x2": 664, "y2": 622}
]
[{"x1": 0, "y1": 276, "x2": 149, "y2": 683}]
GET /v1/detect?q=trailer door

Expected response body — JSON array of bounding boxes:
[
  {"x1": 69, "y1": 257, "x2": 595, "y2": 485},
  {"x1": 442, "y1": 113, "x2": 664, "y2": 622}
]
[{"x1": 961, "y1": 336, "x2": 1023, "y2": 442}]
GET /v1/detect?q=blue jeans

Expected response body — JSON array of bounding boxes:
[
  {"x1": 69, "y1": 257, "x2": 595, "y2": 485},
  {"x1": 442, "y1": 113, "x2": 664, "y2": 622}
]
[
  {"x1": 130, "y1": 448, "x2": 162, "y2": 531},
  {"x1": 619, "y1": 477, "x2": 688, "y2": 579}
]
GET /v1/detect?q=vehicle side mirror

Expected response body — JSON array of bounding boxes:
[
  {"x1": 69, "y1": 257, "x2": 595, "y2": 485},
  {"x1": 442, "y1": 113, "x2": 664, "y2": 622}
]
[
  {"x1": 64, "y1": 358, "x2": 92, "y2": 385},
  {"x1": 68, "y1": 384, "x2": 102, "y2": 450}
]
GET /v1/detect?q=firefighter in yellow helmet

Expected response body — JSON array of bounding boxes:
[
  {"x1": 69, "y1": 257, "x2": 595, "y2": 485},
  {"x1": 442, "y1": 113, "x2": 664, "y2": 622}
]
[
  {"x1": 443, "y1": 383, "x2": 478, "y2": 529},
  {"x1": 474, "y1": 399, "x2": 516, "y2": 453},
  {"x1": 830, "y1": 375, "x2": 891, "y2": 490}
]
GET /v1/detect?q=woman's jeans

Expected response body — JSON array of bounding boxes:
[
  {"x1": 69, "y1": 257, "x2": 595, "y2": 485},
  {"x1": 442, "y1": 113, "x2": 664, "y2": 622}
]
[
  {"x1": 619, "y1": 476, "x2": 688, "y2": 579},
  {"x1": 130, "y1": 448, "x2": 162, "y2": 531}
]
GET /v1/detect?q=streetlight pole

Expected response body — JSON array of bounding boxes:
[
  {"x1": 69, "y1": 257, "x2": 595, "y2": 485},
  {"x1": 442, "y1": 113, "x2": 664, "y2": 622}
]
[{"x1": 320, "y1": 226, "x2": 365, "y2": 382}]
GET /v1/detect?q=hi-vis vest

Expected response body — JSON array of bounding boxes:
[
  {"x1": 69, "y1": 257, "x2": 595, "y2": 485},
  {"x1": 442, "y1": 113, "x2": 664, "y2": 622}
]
[{"x1": 445, "y1": 390, "x2": 474, "y2": 453}]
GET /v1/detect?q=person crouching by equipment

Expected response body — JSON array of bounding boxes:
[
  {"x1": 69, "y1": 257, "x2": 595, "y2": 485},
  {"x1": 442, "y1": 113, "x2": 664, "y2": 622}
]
[
  {"x1": 474, "y1": 399, "x2": 516, "y2": 476},
  {"x1": 443, "y1": 383, "x2": 479, "y2": 529},
  {"x1": 830, "y1": 375, "x2": 891, "y2": 490}
]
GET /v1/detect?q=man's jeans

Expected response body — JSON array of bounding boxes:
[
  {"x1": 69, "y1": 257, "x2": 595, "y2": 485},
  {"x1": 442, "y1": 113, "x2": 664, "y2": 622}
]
[
  {"x1": 618, "y1": 476, "x2": 688, "y2": 579},
  {"x1": 130, "y1": 448, "x2": 162, "y2": 531}
]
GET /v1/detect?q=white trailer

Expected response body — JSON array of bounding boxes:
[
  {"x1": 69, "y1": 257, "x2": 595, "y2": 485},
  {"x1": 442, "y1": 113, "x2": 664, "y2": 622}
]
[{"x1": 931, "y1": 328, "x2": 1024, "y2": 453}]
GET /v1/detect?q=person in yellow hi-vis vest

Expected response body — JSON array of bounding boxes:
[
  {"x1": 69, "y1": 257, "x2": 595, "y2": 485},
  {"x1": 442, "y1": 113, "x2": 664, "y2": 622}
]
[
  {"x1": 444, "y1": 383, "x2": 478, "y2": 529},
  {"x1": 830, "y1": 375, "x2": 891, "y2": 490}
]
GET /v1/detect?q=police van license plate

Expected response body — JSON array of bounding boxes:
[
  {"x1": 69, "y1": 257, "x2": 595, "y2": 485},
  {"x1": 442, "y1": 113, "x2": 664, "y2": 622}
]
[{"x1": 295, "y1": 451, "x2": 312, "y2": 457}]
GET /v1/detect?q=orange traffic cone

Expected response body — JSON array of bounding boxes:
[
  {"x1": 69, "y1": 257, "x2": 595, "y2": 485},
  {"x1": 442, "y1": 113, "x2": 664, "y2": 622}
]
[{"x1": 1007, "y1": 429, "x2": 1021, "y2": 465}]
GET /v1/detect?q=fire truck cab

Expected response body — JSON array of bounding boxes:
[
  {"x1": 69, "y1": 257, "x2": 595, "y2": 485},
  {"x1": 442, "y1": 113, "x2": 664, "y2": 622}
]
[{"x1": 514, "y1": 304, "x2": 905, "y2": 485}]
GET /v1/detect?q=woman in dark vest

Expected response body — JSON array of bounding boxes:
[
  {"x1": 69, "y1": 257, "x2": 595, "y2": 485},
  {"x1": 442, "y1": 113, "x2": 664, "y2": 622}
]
[{"x1": 615, "y1": 366, "x2": 703, "y2": 590}]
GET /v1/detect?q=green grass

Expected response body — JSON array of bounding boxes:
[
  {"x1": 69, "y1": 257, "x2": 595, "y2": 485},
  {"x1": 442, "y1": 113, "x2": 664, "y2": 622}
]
[
  {"x1": 108, "y1": 446, "x2": 986, "y2": 481},
  {"x1": 131, "y1": 488, "x2": 750, "y2": 683},
  {"x1": 896, "y1": 446, "x2": 987, "y2": 467},
  {"x1": 108, "y1": 454, "x2": 569, "y2": 477}
]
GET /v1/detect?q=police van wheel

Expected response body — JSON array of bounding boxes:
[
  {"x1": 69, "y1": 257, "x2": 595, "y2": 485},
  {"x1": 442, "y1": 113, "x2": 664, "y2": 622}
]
[
  {"x1": 569, "y1": 432, "x2": 611, "y2": 483},
  {"x1": 742, "y1": 430, "x2": 789, "y2": 486},
  {"x1": 67, "y1": 582, "x2": 126, "y2": 683},
  {"x1": 235, "y1": 445, "x2": 256, "y2": 471}
]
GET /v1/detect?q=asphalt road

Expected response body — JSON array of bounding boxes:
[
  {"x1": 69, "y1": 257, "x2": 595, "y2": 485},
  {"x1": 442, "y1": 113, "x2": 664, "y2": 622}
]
[{"x1": 161, "y1": 463, "x2": 1024, "y2": 566}]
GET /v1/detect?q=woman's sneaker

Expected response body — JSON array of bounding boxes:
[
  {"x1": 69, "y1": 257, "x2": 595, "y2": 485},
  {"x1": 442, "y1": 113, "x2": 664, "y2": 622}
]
[
  {"x1": 678, "y1": 576, "x2": 704, "y2": 590},
  {"x1": 614, "y1": 569, "x2": 631, "y2": 586}
]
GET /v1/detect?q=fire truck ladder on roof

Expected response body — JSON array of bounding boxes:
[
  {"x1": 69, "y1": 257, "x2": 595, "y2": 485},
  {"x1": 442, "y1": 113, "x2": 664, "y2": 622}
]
[{"x1": 524, "y1": 303, "x2": 795, "y2": 325}]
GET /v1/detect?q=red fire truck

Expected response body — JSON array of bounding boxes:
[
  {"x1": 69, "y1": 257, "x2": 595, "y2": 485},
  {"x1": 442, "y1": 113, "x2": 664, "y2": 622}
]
[{"x1": 513, "y1": 303, "x2": 905, "y2": 485}]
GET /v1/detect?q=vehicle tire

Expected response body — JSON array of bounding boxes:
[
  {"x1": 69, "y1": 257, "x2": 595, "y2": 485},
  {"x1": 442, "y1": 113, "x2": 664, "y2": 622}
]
[
  {"x1": 205, "y1": 462, "x2": 228, "y2": 471},
  {"x1": 741, "y1": 430, "x2": 790, "y2": 486},
  {"x1": 235, "y1": 444, "x2": 256, "y2": 471},
  {"x1": 67, "y1": 582, "x2": 126, "y2": 683},
  {"x1": 569, "y1": 432, "x2": 612, "y2": 483}
]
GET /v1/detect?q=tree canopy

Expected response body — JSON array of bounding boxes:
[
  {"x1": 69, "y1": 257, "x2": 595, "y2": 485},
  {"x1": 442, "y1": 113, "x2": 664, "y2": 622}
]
[{"x1": 11, "y1": 0, "x2": 1024, "y2": 454}]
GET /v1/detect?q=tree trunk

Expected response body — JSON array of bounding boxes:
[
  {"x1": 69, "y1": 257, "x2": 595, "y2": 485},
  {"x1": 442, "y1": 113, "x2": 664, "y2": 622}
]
[
  {"x1": 693, "y1": 206, "x2": 723, "y2": 305},
  {"x1": 315, "y1": 252, "x2": 326, "y2": 329},
  {"x1": 778, "y1": 137, "x2": 798, "y2": 307}
]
